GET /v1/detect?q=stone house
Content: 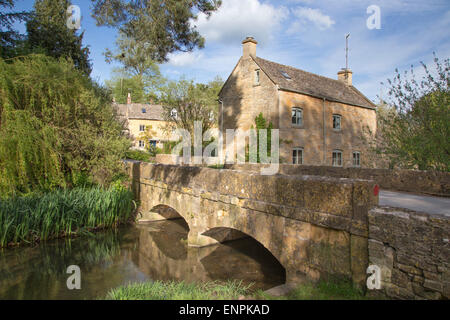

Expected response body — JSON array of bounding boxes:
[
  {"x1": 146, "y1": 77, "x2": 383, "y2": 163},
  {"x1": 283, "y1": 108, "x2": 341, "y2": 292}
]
[
  {"x1": 218, "y1": 37, "x2": 377, "y2": 167},
  {"x1": 115, "y1": 94, "x2": 175, "y2": 151}
]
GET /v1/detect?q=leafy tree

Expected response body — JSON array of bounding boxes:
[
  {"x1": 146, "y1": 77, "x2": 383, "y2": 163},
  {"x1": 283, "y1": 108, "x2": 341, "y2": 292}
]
[
  {"x1": 90, "y1": 0, "x2": 221, "y2": 63},
  {"x1": 0, "y1": 0, "x2": 29, "y2": 58},
  {"x1": 159, "y1": 77, "x2": 223, "y2": 137},
  {"x1": 106, "y1": 67, "x2": 164, "y2": 104},
  {"x1": 375, "y1": 55, "x2": 449, "y2": 171},
  {"x1": 0, "y1": 54, "x2": 131, "y2": 196},
  {"x1": 105, "y1": 32, "x2": 162, "y2": 77},
  {"x1": 26, "y1": 0, "x2": 92, "y2": 75}
]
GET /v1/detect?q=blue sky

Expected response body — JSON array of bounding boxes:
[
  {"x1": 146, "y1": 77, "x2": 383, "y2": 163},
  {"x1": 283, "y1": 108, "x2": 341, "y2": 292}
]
[{"x1": 11, "y1": 0, "x2": 450, "y2": 102}]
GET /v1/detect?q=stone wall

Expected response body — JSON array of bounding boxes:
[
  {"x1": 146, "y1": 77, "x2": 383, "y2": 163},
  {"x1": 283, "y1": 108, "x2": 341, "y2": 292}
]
[
  {"x1": 368, "y1": 207, "x2": 449, "y2": 300},
  {"x1": 225, "y1": 164, "x2": 450, "y2": 197}
]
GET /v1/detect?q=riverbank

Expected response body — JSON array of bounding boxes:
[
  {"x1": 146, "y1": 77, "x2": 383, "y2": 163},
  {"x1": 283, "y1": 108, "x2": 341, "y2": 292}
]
[
  {"x1": 0, "y1": 185, "x2": 135, "y2": 247},
  {"x1": 104, "y1": 279, "x2": 371, "y2": 300}
]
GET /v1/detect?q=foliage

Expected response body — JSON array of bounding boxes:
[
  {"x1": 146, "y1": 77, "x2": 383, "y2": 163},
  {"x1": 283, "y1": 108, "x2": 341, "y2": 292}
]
[
  {"x1": 90, "y1": 0, "x2": 221, "y2": 63},
  {"x1": 26, "y1": 0, "x2": 92, "y2": 75},
  {"x1": 374, "y1": 55, "x2": 449, "y2": 171},
  {"x1": 104, "y1": 280, "x2": 252, "y2": 300},
  {"x1": 160, "y1": 77, "x2": 223, "y2": 137},
  {"x1": 0, "y1": 186, "x2": 135, "y2": 247},
  {"x1": 106, "y1": 71, "x2": 161, "y2": 104},
  {"x1": 125, "y1": 150, "x2": 154, "y2": 162},
  {"x1": 0, "y1": 54, "x2": 131, "y2": 196},
  {"x1": 0, "y1": 0, "x2": 30, "y2": 58},
  {"x1": 247, "y1": 113, "x2": 274, "y2": 163}
]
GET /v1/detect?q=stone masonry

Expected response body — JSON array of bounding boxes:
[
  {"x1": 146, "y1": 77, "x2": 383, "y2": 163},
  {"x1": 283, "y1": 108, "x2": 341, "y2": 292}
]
[
  {"x1": 368, "y1": 206, "x2": 449, "y2": 299},
  {"x1": 127, "y1": 162, "x2": 378, "y2": 289}
]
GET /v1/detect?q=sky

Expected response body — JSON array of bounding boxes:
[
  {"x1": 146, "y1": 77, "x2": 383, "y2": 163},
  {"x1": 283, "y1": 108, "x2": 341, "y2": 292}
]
[{"x1": 10, "y1": 0, "x2": 450, "y2": 102}]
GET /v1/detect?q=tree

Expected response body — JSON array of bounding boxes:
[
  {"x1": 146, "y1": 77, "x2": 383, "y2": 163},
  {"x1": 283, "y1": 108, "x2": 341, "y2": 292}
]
[
  {"x1": 90, "y1": 0, "x2": 221, "y2": 63},
  {"x1": 375, "y1": 54, "x2": 449, "y2": 171},
  {"x1": 0, "y1": 54, "x2": 130, "y2": 196},
  {"x1": 26, "y1": 0, "x2": 92, "y2": 75},
  {"x1": 159, "y1": 77, "x2": 223, "y2": 137},
  {"x1": 0, "y1": 0, "x2": 29, "y2": 58},
  {"x1": 246, "y1": 113, "x2": 273, "y2": 163},
  {"x1": 106, "y1": 68, "x2": 164, "y2": 104}
]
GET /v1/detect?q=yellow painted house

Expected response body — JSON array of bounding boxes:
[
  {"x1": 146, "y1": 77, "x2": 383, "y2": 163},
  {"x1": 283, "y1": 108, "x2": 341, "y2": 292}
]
[{"x1": 114, "y1": 95, "x2": 174, "y2": 150}]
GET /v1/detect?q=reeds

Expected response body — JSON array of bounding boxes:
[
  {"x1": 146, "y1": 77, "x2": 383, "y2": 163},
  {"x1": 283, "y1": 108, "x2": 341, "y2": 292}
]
[{"x1": 0, "y1": 187, "x2": 135, "y2": 247}]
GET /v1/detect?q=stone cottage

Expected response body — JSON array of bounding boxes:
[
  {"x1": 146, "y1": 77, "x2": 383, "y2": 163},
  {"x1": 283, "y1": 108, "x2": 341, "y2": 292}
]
[
  {"x1": 218, "y1": 37, "x2": 377, "y2": 167},
  {"x1": 114, "y1": 94, "x2": 175, "y2": 151}
]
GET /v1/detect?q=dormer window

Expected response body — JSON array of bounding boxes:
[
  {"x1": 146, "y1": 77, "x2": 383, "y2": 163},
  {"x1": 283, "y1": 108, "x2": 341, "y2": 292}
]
[
  {"x1": 254, "y1": 69, "x2": 260, "y2": 85},
  {"x1": 141, "y1": 108, "x2": 146, "y2": 113}
]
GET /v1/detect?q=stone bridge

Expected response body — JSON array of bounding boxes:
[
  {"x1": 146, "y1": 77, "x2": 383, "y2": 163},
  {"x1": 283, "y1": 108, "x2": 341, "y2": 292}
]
[{"x1": 127, "y1": 162, "x2": 378, "y2": 288}]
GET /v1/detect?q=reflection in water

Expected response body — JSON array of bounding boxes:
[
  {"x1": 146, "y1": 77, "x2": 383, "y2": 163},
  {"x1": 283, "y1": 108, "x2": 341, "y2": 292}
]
[{"x1": 0, "y1": 219, "x2": 285, "y2": 300}]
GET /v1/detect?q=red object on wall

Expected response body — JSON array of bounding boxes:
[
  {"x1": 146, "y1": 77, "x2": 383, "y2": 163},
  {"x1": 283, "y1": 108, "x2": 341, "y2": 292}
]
[{"x1": 373, "y1": 184, "x2": 380, "y2": 196}]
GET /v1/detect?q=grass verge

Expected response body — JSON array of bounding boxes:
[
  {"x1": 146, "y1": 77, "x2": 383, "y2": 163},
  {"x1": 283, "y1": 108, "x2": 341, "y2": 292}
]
[
  {"x1": 105, "y1": 279, "x2": 372, "y2": 300},
  {"x1": 104, "y1": 280, "x2": 252, "y2": 300}
]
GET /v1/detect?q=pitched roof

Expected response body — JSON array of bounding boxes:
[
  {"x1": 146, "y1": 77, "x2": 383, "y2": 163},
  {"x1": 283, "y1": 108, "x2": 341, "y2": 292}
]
[
  {"x1": 114, "y1": 103, "x2": 166, "y2": 121},
  {"x1": 253, "y1": 57, "x2": 376, "y2": 109}
]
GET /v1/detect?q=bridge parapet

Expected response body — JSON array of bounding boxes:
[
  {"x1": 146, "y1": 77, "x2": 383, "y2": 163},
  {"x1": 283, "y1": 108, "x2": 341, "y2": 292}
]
[{"x1": 127, "y1": 162, "x2": 379, "y2": 289}]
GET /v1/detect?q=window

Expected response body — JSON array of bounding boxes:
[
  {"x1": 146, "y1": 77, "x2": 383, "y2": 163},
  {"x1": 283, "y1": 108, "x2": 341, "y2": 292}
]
[
  {"x1": 353, "y1": 151, "x2": 361, "y2": 167},
  {"x1": 138, "y1": 140, "x2": 145, "y2": 148},
  {"x1": 333, "y1": 114, "x2": 342, "y2": 130},
  {"x1": 171, "y1": 109, "x2": 178, "y2": 120},
  {"x1": 292, "y1": 148, "x2": 303, "y2": 164},
  {"x1": 255, "y1": 69, "x2": 260, "y2": 85},
  {"x1": 139, "y1": 125, "x2": 145, "y2": 132},
  {"x1": 149, "y1": 140, "x2": 157, "y2": 147},
  {"x1": 292, "y1": 108, "x2": 303, "y2": 126},
  {"x1": 280, "y1": 70, "x2": 291, "y2": 80},
  {"x1": 332, "y1": 150, "x2": 343, "y2": 167},
  {"x1": 141, "y1": 108, "x2": 147, "y2": 113}
]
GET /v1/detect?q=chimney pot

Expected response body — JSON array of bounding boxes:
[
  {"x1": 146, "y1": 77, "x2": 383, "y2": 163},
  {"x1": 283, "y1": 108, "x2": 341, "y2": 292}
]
[
  {"x1": 127, "y1": 92, "x2": 132, "y2": 104},
  {"x1": 242, "y1": 36, "x2": 257, "y2": 58}
]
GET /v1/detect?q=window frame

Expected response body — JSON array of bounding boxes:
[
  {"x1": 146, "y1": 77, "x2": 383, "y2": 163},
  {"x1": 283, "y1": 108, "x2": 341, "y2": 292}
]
[
  {"x1": 254, "y1": 69, "x2": 260, "y2": 86},
  {"x1": 332, "y1": 114, "x2": 342, "y2": 131},
  {"x1": 292, "y1": 147, "x2": 304, "y2": 165},
  {"x1": 138, "y1": 140, "x2": 145, "y2": 148},
  {"x1": 352, "y1": 151, "x2": 361, "y2": 167},
  {"x1": 139, "y1": 124, "x2": 146, "y2": 132},
  {"x1": 292, "y1": 107, "x2": 303, "y2": 127},
  {"x1": 332, "y1": 150, "x2": 343, "y2": 167}
]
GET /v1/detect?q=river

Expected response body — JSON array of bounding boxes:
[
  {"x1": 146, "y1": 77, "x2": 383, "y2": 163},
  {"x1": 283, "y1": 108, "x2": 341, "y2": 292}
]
[{"x1": 0, "y1": 219, "x2": 285, "y2": 299}]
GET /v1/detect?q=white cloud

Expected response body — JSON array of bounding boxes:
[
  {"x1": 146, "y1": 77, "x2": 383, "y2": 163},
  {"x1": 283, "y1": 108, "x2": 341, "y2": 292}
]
[
  {"x1": 194, "y1": 0, "x2": 289, "y2": 45},
  {"x1": 291, "y1": 7, "x2": 335, "y2": 30},
  {"x1": 167, "y1": 51, "x2": 204, "y2": 67}
]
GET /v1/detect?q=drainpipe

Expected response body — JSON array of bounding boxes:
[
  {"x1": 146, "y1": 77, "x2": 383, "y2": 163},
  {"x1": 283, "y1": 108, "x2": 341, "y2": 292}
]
[{"x1": 323, "y1": 98, "x2": 326, "y2": 165}]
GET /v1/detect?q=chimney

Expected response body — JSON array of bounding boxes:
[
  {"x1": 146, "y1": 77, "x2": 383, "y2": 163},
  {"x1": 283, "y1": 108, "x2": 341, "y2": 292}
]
[
  {"x1": 337, "y1": 69, "x2": 353, "y2": 86},
  {"x1": 127, "y1": 92, "x2": 132, "y2": 104},
  {"x1": 242, "y1": 37, "x2": 257, "y2": 58}
]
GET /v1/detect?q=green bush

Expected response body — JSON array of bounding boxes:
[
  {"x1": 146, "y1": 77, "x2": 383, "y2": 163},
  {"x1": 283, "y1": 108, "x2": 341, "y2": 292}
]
[
  {"x1": 125, "y1": 150, "x2": 153, "y2": 162},
  {"x1": 0, "y1": 186, "x2": 135, "y2": 247}
]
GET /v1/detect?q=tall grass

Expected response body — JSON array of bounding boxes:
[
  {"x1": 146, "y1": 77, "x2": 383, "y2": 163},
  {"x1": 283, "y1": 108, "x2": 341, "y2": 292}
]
[{"x1": 0, "y1": 186, "x2": 135, "y2": 247}]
